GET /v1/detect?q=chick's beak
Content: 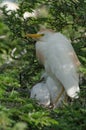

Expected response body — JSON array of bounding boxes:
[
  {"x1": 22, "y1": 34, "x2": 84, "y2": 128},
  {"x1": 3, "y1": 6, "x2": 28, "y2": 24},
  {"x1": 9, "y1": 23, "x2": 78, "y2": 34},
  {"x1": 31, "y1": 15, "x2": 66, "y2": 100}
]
[{"x1": 25, "y1": 33, "x2": 44, "y2": 38}]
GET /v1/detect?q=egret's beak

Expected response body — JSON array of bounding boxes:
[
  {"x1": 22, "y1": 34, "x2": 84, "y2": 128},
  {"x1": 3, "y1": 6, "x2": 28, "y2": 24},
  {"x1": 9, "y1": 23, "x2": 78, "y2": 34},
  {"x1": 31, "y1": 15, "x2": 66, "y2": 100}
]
[{"x1": 25, "y1": 34, "x2": 44, "y2": 38}]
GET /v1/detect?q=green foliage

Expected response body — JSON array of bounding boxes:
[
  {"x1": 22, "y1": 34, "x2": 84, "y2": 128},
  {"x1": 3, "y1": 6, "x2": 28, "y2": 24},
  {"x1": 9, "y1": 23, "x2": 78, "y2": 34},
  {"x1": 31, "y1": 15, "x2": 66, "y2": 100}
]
[{"x1": 0, "y1": 0, "x2": 86, "y2": 130}]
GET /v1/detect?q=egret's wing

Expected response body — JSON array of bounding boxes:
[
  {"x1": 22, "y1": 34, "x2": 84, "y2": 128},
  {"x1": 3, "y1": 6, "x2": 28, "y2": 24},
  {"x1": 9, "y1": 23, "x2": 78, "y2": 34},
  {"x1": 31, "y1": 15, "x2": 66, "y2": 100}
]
[{"x1": 64, "y1": 37, "x2": 80, "y2": 68}]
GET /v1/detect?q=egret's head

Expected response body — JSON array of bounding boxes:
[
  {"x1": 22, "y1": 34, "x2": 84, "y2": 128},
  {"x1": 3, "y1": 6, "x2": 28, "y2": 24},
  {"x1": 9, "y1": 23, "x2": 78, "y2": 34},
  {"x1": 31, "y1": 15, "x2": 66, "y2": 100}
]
[{"x1": 25, "y1": 29, "x2": 54, "y2": 40}]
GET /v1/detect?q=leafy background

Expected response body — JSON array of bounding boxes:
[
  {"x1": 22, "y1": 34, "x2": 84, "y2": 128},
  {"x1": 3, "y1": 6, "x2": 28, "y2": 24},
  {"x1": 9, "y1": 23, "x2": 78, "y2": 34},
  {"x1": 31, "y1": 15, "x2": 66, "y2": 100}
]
[{"x1": 0, "y1": 0, "x2": 86, "y2": 130}]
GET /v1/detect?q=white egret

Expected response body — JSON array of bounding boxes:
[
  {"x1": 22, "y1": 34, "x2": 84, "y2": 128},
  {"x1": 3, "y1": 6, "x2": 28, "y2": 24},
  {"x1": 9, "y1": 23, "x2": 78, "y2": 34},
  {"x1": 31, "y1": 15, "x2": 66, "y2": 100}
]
[
  {"x1": 30, "y1": 81, "x2": 50, "y2": 107},
  {"x1": 30, "y1": 73, "x2": 50, "y2": 107},
  {"x1": 30, "y1": 72, "x2": 66, "y2": 108},
  {"x1": 26, "y1": 28, "x2": 80, "y2": 103}
]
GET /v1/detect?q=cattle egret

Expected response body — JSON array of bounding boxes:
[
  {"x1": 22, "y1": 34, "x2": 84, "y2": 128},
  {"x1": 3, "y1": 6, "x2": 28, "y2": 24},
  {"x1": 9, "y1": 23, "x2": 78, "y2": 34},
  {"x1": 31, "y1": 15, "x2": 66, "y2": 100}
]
[
  {"x1": 26, "y1": 29, "x2": 80, "y2": 102},
  {"x1": 30, "y1": 72, "x2": 66, "y2": 108},
  {"x1": 30, "y1": 73, "x2": 50, "y2": 107}
]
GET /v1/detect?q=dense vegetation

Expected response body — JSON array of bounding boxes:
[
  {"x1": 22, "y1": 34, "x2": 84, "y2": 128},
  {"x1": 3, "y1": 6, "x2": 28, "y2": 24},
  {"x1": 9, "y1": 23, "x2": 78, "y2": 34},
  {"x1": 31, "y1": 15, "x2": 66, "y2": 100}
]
[{"x1": 0, "y1": 0, "x2": 86, "y2": 130}]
